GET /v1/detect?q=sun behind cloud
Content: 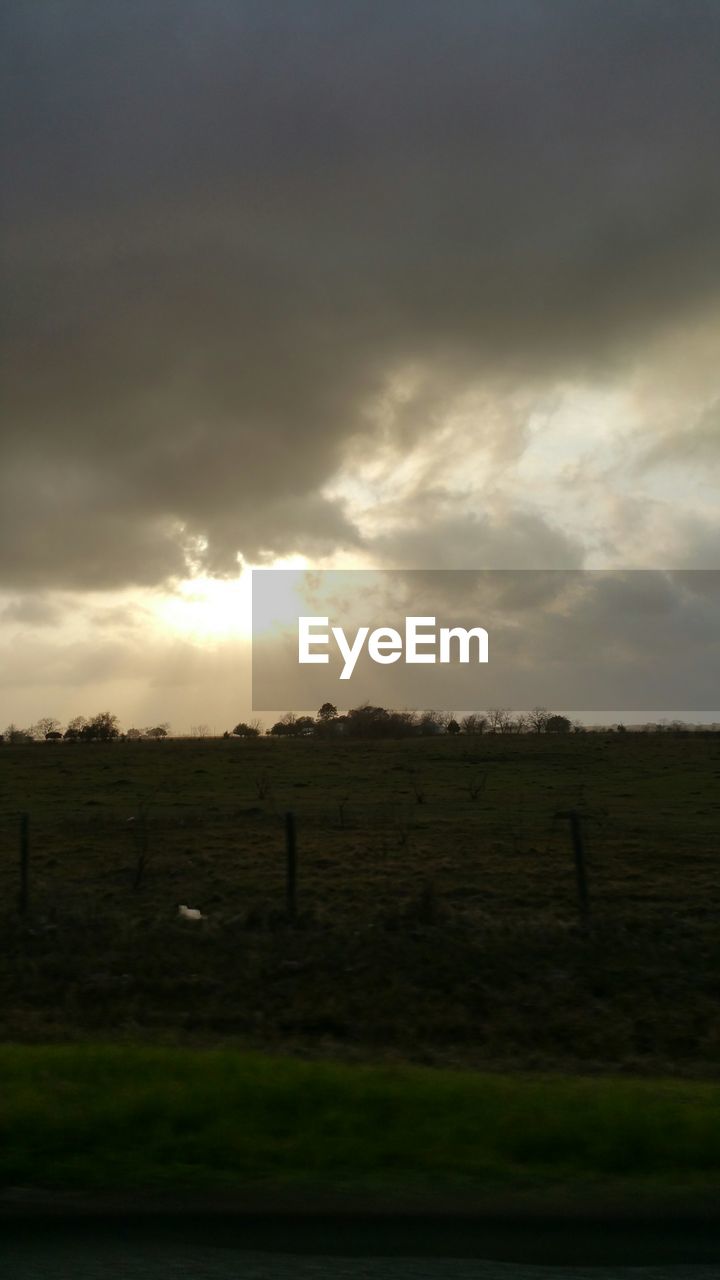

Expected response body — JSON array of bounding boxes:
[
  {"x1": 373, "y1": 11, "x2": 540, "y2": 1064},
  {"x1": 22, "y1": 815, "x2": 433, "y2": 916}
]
[{"x1": 149, "y1": 557, "x2": 318, "y2": 644}]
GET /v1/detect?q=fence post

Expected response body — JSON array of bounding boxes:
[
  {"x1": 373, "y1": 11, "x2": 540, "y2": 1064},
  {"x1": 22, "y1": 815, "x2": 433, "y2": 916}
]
[
  {"x1": 285, "y1": 810, "x2": 297, "y2": 921},
  {"x1": 555, "y1": 809, "x2": 590, "y2": 928},
  {"x1": 19, "y1": 812, "x2": 29, "y2": 915}
]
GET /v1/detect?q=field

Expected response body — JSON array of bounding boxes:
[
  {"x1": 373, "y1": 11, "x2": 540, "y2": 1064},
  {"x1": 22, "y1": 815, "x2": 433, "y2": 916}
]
[
  {"x1": 2, "y1": 1044, "x2": 720, "y2": 1208},
  {"x1": 1, "y1": 733, "x2": 719, "y2": 1073}
]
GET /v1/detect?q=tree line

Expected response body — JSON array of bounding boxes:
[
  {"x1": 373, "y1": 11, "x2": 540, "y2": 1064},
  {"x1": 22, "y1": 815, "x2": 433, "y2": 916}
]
[
  {"x1": 3, "y1": 705, "x2": 716, "y2": 744},
  {"x1": 234, "y1": 704, "x2": 578, "y2": 739},
  {"x1": 1, "y1": 713, "x2": 169, "y2": 743}
]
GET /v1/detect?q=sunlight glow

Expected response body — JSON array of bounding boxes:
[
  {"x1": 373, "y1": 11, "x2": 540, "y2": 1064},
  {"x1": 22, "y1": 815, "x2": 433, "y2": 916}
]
[
  {"x1": 152, "y1": 574, "x2": 251, "y2": 641},
  {"x1": 150, "y1": 556, "x2": 315, "y2": 643}
]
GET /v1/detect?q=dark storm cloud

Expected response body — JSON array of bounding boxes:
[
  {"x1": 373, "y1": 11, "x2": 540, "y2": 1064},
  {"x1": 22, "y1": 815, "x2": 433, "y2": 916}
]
[
  {"x1": 3, "y1": 1, "x2": 720, "y2": 586},
  {"x1": 368, "y1": 504, "x2": 584, "y2": 570}
]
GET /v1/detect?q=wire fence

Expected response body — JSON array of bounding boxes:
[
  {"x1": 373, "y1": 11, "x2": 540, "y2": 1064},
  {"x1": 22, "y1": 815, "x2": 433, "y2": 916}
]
[{"x1": 2, "y1": 786, "x2": 714, "y2": 933}]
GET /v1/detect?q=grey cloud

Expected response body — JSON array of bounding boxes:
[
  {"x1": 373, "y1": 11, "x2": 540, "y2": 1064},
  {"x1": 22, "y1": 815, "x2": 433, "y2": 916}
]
[
  {"x1": 0, "y1": 594, "x2": 62, "y2": 626},
  {"x1": 368, "y1": 504, "x2": 584, "y2": 571},
  {"x1": 2, "y1": 1, "x2": 720, "y2": 586},
  {"x1": 642, "y1": 398, "x2": 720, "y2": 472},
  {"x1": 666, "y1": 514, "x2": 720, "y2": 570}
]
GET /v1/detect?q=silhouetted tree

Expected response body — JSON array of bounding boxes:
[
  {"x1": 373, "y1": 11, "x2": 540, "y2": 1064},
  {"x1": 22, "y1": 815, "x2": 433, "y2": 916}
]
[
  {"x1": 418, "y1": 710, "x2": 447, "y2": 735},
  {"x1": 345, "y1": 704, "x2": 391, "y2": 738},
  {"x1": 81, "y1": 711, "x2": 120, "y2": 741},
  {"x1": 486, "y1": 707, "x2": 512, "y2": 734},
  {"x1": 3, "y1": 723, "x2": 32, "y2": 743},
  {"x1": 232, "y1": 721, "x2": 261, "y2": 738},
  {"x1": 31, "y1": 717, "x2": 61, "y2": 739},
  {"x1": 528, "y1": 706, "x2": 550, "y2": 733},
  {"x1": 390, "y1": 710, "x2": 419, "y2": 737},
  {"x1": 64, "y1": 716, "x2": 88, "y2": 740},
  {"x1": 268, "y1": 713, "x2": 314, "y2": 737},
  {"x1": 343, "y1": 704, "x2": 419, "y2": 739},
  {"x1": 546, "y1": 714, "x2": 571, "y2": 733},
  {"x1": 460, "y1": 713, "x2": 487, "y2": 735},
  {"x1": 268, "y1": 712, "x2": 295, "y2": 736},
  {"x1": 510, "y1": 713, "x2": 530, "y2": 734}
]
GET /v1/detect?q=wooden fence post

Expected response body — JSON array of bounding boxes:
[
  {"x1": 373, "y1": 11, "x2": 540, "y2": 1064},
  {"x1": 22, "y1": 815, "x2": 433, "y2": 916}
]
[{"x1": 555, "y1": 809, "x2": 590, "y2": 928}]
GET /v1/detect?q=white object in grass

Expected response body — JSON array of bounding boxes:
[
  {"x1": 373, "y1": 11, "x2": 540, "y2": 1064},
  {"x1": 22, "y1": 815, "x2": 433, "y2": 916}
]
[{"x1": 178, "y1": 904, "x2": 203, "y2": 920}]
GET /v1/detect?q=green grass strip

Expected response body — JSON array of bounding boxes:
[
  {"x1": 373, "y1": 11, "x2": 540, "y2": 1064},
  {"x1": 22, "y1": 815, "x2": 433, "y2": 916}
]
[{"x1": 1, "y1": 1045, "x2": 719, "y2": 1198}]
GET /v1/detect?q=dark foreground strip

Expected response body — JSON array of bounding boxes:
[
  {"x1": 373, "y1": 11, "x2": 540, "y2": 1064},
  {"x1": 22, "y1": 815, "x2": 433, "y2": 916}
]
[{"x1": 1, "y1": 1203, "x2": 720, "y2": 1266}]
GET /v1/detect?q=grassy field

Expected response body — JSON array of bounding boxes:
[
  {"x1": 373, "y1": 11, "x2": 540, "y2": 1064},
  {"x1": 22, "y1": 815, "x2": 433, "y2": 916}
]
[
  {"x1": 1, "y1": 1044, "x2": 719, "y2": 1203},
  {"x1": 1, "y1": 733, "x2": 719, "y2": 1072}
]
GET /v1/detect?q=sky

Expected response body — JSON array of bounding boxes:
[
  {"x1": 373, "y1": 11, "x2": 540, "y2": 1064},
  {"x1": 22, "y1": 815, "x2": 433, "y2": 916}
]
[{"x1": 1, "y1": 1, "x2": 719, "y2": 731}]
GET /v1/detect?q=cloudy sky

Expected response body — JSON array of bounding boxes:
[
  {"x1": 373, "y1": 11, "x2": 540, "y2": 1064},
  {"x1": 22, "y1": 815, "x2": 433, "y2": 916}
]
[{"x1": 2, "y1": 1, "x2": 719, "y2": 730}]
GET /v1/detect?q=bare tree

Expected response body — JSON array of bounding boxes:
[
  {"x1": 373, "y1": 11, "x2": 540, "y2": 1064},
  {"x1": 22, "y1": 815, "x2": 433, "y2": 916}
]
[
  {"x1": 31, "y1": 717, "x2": 62, "y2": 739},
  {"x1": 528, "y1": 706, "x2": 550, "y2": 733},
  {"x1": 3, "y1": 723, "x2": 32, "y2": 743},
  {"x1": 418, "y1": 709, "x2": 448, "y2": 735},
  {"x1": 486, "y1": 707, "x2": 512, "y2": 734},
  {"x1": 460, "y1": 713, "x2": 487, "y2": 735}
]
